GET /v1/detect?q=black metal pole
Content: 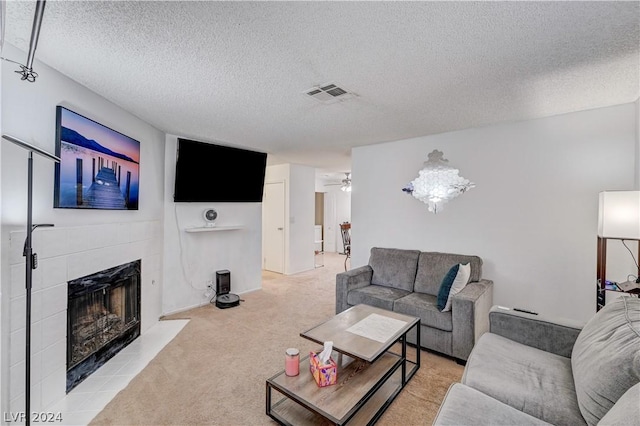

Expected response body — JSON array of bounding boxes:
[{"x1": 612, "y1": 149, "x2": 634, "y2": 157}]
[
  {"x1": 2, "y1": 135, "x2": 59, "y2": 423},
  {"x1": 25, "y1": 152, "x2": 34, "y2": 426},
  {"x1": 25, "y1": 1, "x2": 47, "y2": 71}
]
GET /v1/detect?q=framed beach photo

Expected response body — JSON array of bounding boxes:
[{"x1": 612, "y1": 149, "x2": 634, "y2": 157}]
[{"x1": 54, "y1": 106, "x2": 140, "y2": 210}]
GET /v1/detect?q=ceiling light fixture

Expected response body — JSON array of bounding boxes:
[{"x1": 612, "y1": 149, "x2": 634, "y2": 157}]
[
  {"x1": 339, "y1": 172, "x2": 352, "y2": 192},
  {"x1": 324, "y1": 172, "x2": 352, "y2": 192},
  {"x1": 341, "y1": 175, "x2": 352, "y2": 192},
  {"x1": 402, "y1": 150, "x2": 474, "y2": 213}
]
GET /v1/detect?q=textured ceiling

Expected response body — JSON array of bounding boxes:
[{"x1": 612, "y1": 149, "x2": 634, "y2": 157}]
[{"x1": 3, "y1": 1, "x2": 639, "y2": 176}]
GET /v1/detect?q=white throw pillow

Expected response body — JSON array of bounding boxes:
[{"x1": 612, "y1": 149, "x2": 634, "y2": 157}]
[{"x1": 442, "y1": 263, "x2": 471, "y2": 312}]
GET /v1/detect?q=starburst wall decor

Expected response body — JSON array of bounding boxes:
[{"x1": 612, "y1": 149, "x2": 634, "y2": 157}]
[{"x1": 402, "y1": 150, "x2": 475, "y2": 213}]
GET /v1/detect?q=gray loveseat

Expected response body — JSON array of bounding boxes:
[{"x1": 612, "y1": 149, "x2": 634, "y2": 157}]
[
  {"x1": 434, "y1": 297, "x2": 640, "y2": 426},
  {"x1": 336, "y1": 247, "x2": 494, "y2": 361}
]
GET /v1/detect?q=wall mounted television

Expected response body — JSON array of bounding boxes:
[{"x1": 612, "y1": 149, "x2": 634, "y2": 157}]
[
  {"x1": 54, "y1": 106, "x2": 140, "y2": 210},
  {"x1": 173, "y1": 138, "x2": 267, "y2": 202}
]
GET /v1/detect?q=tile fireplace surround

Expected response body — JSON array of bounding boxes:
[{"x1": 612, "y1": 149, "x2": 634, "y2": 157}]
[{"x1": 4, "y1": 220, "x2": 162, "y2": 416}]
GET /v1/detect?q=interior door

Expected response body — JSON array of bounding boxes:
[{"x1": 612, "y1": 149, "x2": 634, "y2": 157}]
[
  {"x1": 323, "y1": 193, "x2": 337, "y2": 252},
  {"x1": 263, "y1": 181, "x2": 285, "y2": 273}
]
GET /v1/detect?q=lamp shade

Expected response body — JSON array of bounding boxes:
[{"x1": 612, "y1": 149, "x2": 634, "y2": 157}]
[{"x1": 598, "y1": 191, "x2": 640, "y2": 239}]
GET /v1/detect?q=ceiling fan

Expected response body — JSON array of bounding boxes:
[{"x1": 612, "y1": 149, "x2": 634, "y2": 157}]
[{"x1": 325, "y1": 172, "x2": 352, "y2": 192}]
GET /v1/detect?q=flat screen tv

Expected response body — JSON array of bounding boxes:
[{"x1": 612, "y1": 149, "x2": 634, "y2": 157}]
[
  {"x1": 173, "y1": 138, "x2": 267, "y2": 202},
  {"x1": 54, "y1": 106, "x2": 140, "y2": 210}
]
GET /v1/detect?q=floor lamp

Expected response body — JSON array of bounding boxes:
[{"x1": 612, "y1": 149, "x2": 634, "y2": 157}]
[
  {"x1": 597, "y1": 191, "x2": 640, "y2": 310},
  {"x1": 2, "y1": 134, "x2": 59, "y2": 426}
]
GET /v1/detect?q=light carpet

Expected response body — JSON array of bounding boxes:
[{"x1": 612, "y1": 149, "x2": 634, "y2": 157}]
[{"x1": 90, "y1": 253, "x2": 463, "y2": 425}]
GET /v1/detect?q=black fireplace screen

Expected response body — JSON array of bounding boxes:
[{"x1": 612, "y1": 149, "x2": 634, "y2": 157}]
[{"x1": 67, "y1": 260, "x2": 141, "y2": 392}]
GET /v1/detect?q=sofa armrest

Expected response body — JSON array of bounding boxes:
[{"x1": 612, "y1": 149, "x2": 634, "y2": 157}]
[
  {"x1": 489, "y1": 306, "x2": 584, "y2": 358},
  {"x1": 451, "y1": 279, "x2": 494, "y2": 361},
  {"x1": 336, "y1": 265, "x2": 373, "y2": 313}
]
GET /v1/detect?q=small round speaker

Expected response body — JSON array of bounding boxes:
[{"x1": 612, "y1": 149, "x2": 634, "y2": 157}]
[{"x1": 203, "y1": 208, "x2": 218, "y2": 227}]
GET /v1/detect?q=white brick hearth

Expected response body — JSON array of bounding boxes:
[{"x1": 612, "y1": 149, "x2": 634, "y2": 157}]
[{"x1": 7, "y1": 221, "x2": 164, "y2": 419}]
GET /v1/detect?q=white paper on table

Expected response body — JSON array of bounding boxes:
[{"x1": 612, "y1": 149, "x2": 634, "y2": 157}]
[{"x1": 345, "y1": 313, "x2": 408, "y2": 343}]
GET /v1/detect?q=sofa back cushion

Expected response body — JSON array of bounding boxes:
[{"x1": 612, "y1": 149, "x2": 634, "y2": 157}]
[
  {"x1": 414, "y1": 252, "x2": 483, "y2": 295},
  {"x1": 368, "y1": 247, "x2": 421, "y2": 292},
  {"x1": 572, "y1": 297, "x2": 640, "y2": 426}
]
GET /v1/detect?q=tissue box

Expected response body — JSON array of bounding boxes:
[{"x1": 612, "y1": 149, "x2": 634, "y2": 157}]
[{"x1": 309, "y1": 351, "x2": 337, "y2": 387}]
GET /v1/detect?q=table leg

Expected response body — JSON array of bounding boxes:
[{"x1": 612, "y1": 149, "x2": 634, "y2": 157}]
[
  {"x1": 401, "y1": 334, "x2": 407, "y2": 386},
  {"x1": 265, "y1": 382, "x2": 271, "y2": 416},
  {"x1": 415, "y1": 321, "x2": 421, "y2": 369}
]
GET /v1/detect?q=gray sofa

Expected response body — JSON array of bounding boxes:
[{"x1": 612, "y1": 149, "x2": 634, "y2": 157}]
[
  {"x1": 434, "y1": 297, "x2": 640, "y2": 426},
  {"x1": 336, "y1": 247, "x2": 493, "y2": 361}
]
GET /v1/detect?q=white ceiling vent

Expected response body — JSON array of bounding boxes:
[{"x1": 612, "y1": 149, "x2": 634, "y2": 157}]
[{"x1": 305, "y1": 83, "x2": 354, "y2": 104}]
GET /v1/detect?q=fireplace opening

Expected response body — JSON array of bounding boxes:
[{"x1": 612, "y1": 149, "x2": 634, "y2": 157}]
[{"x1": 67, "y1": 260, "x2": 141, "y2": 392}]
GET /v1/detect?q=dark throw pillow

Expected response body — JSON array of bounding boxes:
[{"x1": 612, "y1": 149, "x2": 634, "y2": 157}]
[{"x1": 437, "y1": 264, "x2": 460, "y2": 311}]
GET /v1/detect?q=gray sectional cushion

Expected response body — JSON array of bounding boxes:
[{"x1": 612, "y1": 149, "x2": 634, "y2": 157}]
[
  {"x1": 463, "y1": 333, "x2": 585, "y2": 426},
  {"x1": 393, "y1": 292, "x2": 453, "y2": 331},
  {"x1": 489, "y1": 307, "x2": 584, "y2": 358},
  {"x1": 571, "y1": 297, "x2": 640, "y2": 426},
  {"x1": 368, "y1": 247, "x2": 420, "y2": 291},
  {"x1": 434, "y1": 383, "x2": 552, "y2": 426},
  {"x1": 597, "y1": 382, "x2": 640, "y2": 426},
  {"x1": 346, "y1": 285, "x2": 411, "y2": 312},
  {"x1": 414, "y1": 251, "x2": 482, "y2": 296}
]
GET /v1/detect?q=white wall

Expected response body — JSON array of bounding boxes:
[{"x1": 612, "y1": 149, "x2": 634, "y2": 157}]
[
  {"x1": 1, "y1": 44, "x2": 166, "y2": 413},
  {"x1": 0, "y1": 45, "x2": 165, "y2": 228},
  {"x1": 162, "y1": 135, "x2": 263, "y2": 314},
  {"x1": 352, "y1": 103, "x2": 637, "y2": 322},
  {"x1": 265, "y1": 164, "x2": 316, "y2": 275}
]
